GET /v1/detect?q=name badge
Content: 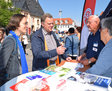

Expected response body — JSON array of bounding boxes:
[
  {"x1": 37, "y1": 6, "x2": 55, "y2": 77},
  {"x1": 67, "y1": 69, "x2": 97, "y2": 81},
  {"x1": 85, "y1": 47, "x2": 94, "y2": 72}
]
[
  {"x1": 93, "y1": 47, "x2": 98, "y2": 52},
  {"x1": 93, "y1": 43, "x2": 98, "y2": 47}
]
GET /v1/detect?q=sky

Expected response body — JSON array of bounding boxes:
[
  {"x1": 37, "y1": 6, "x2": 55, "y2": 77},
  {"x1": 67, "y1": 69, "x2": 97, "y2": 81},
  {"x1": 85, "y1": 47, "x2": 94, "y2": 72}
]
[{"x1": 38, "y1": 0, "x2": 111, "y2": 26}]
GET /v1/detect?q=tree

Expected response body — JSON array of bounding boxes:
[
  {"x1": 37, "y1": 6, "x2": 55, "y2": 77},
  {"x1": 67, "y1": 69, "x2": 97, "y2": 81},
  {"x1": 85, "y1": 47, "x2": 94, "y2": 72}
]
[
  {"x1": 54, "y1": 24, "x2": 57, "y2": 30},
  {"x1": 0, "y1": 0, "x2": 20, "y2": 27}
]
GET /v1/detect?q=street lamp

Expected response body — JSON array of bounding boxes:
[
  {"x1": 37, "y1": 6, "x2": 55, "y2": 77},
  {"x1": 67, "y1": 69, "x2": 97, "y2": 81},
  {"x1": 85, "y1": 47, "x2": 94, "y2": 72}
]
[{"x1": 59, "y1": 10, "x2": 62, "y2": 32}]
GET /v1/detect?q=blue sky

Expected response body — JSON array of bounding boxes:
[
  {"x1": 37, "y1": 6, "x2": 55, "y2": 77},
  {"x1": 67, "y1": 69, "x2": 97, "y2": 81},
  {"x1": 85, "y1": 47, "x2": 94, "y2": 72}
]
[{"x1": 38, "y1": 0, "x2": 110, "y2": 26}]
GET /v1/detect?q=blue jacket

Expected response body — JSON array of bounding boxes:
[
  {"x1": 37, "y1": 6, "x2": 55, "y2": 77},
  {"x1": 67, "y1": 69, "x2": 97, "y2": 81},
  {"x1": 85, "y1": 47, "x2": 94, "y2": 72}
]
[
  {"x1": 65, "y1": 34, "x2": 79, "y2": 55},
  {"x1": 86, "y1": 39, "x2": 112, "y2": 78},
  {"x1": 31, "y1": 27, "x2": 67, "y2": 70}
]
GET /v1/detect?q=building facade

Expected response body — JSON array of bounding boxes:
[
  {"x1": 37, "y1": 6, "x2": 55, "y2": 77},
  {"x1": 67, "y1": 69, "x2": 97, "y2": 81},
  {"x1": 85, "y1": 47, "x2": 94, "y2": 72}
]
[
  {"x1": 12, "y1": 0, "x2": 44, "y2": 34},
  {"x1": 53, "y1": 18, "x2": 75, "y2": 32}
]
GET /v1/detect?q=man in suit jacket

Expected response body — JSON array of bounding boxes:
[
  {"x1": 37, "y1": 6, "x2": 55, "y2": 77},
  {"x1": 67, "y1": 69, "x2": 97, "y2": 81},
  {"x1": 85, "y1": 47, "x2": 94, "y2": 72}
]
[{"x1": 31, "y1": 13, "x2": 71, "y2": 70}]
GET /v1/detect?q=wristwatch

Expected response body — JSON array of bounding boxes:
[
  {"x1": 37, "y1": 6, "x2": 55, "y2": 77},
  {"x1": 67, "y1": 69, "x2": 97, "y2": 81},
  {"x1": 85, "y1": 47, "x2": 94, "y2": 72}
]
[{"x1": 88, "y1": 59, "x2": 92, "y2": 64}]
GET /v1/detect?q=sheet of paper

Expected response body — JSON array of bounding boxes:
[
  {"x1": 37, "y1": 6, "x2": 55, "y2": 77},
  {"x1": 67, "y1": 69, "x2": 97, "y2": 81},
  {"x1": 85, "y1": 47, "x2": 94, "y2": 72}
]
[{"x1": 61, "y1": 62, "x2": 84, "y2": 70}]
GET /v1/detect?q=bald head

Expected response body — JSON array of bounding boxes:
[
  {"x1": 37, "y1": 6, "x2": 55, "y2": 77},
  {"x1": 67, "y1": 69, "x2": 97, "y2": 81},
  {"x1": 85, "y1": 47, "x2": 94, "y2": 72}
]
[
  {"x1": 88, "y1": 15, "x2": 100, "y2": 23},
  {"x1": 87, "y1": 15, "x2": 100, "y2": 34}
]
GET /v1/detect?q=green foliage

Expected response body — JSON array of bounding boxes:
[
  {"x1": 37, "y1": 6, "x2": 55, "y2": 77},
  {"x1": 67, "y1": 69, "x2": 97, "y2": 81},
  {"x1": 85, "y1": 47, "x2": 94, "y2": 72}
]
[
  {"x1": 54, "y1": 24, "x2": 57, "y2": 29},
  {"x1": 0, "y1": 0, "x2": 20, "y2": 27}
]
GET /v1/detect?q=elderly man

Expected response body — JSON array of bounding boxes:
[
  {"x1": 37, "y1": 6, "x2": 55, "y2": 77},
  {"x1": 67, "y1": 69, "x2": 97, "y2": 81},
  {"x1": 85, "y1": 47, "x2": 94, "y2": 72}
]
[
  {"x1": 86, "y1": 17, "x2": 112, "y2": 78},
  {"x1": 77, "y1": 15, "x2": 105, "y2": 67},
  {"x1": 31, "y1": 13, "x2": 71, "y2": 70}
]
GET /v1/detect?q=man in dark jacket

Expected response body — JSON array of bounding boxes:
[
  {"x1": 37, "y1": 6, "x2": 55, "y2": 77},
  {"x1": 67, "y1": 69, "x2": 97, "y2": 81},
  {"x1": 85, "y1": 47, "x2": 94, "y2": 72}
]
[{"x1": 31, "y1": 13, "x2": 71, "y2": 70}]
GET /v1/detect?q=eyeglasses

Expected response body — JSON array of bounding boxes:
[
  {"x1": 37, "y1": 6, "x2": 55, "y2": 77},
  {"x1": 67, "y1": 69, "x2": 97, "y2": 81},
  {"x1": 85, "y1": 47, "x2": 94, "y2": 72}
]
[
  {"x1": 86, "y1": 21, "x2": 92, "y2": 25},
  {"x1": 20, "y1": 22, "x2": 28, "y2": 26},
  {"x1": 0, "y1": 32, "x2": 3, "y2": 35},
  {"x1": 86, "y1": 20, "x2": 96, "y2": 25},
  {"x1": 23, "y1": 22, "x2": 28, "y2": 25},
  {"x1": 100, "y1": 28, "x2": 106, "y2": 32},
  {"x1": 25, "y1": 22, "x2": 28, "y2": 25}
]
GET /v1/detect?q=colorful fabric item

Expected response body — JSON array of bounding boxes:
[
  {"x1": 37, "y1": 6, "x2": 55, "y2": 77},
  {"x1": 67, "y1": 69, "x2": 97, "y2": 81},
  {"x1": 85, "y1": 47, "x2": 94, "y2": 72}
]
[{"x1": 10, "y1": 31, "x2": 28, "y2": 74}]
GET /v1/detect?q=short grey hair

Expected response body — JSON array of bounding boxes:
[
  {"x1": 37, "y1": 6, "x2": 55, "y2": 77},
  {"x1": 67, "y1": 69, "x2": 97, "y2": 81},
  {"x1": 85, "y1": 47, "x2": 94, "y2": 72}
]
[
  {"x1": 101, "y1": 17, "x2": 112, "y2": 35},
  {"x1": 41, "y1": 13, "x2": 53, "y2": 23}
]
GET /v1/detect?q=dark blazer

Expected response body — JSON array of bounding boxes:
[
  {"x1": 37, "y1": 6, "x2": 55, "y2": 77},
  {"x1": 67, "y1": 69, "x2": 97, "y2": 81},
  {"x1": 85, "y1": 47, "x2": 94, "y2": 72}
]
[{"x1": 31, "y1": 27, "x2": 67, "y2": 70}]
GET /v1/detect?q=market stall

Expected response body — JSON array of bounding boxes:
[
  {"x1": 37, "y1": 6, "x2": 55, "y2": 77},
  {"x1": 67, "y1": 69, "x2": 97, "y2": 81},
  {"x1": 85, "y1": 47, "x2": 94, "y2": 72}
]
[{"x1": 0, "y1": 60, "x2": 112, "y2": 91}]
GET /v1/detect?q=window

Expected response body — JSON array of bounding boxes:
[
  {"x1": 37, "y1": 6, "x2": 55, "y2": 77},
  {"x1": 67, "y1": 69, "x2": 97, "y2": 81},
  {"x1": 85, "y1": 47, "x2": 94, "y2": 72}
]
[
  {"x1": 60, "y1": 20, "x2": 63, "y2": 24},
  {"x1": 65, "y1": 20, "x2": 68, "y2": 24},
  {"x1": 55, "y1": 20, "x2": 58, "y2": 24}
]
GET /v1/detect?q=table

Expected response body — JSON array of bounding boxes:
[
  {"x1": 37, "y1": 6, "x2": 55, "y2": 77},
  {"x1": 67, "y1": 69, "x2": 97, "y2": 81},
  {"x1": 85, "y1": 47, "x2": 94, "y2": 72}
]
[
  {"x1": 1, "y1": 60, "x2": 111, "y2": 91},
  {"x1": 58, "y1": 60, "x2": 90, "y2": 72}
]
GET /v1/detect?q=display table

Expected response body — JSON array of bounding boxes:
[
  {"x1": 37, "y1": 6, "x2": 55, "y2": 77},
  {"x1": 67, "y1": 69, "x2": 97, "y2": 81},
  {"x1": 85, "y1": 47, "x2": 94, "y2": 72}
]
[
  {"x1": 0, "y1": 61, "x2": 111, "y2": 91},
  {"x1": 58, "y1": 60, "x2": 90, "y2": 72}
]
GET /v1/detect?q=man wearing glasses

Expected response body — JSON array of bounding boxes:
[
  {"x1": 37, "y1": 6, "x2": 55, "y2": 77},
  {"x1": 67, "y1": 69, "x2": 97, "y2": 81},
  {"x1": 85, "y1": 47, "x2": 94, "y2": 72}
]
[{"x1": 77, "y1": 15, "x2": 105, "y2": 67}]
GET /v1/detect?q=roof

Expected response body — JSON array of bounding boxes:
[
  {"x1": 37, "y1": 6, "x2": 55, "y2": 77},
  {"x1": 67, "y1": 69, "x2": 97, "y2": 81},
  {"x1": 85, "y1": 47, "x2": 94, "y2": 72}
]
[
  {"x1": 53, "y1": 18, "x2": 74, "y2": 25},
  {"x1": 12, "y1": 0, "x2": 44, "y2": 17}
]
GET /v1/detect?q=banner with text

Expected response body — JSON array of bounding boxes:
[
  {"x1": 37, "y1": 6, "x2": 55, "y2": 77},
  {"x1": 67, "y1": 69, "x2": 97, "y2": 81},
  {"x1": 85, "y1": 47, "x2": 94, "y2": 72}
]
[{"x1": 80, "y1": 0, "x2": 96, "y2": 53}]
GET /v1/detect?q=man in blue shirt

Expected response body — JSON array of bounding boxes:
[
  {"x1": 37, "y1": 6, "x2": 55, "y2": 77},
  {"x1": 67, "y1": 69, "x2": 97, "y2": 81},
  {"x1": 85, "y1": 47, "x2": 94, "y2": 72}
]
[
  {"x1": 86, "y1": 17, "x2": 112, "y2": 78},
  {"x1": 77, "y1": 15, "x2": 105, "y2": 67}
]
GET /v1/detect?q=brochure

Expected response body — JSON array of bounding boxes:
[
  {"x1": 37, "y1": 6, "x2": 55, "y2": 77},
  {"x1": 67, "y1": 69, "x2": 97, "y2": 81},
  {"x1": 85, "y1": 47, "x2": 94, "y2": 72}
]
[
  {"x1": 61, "y1": 62, "x2": 84, "y2": 70},
  {"x1": 67, "y1": 71, "x2": 111, "y2": 89},
  {"x1": 94, "y1": 77, "x2": 111, "y2": 88},
  {"x1": 39, "y1": 69, "x2": 56, "y2": 75}
]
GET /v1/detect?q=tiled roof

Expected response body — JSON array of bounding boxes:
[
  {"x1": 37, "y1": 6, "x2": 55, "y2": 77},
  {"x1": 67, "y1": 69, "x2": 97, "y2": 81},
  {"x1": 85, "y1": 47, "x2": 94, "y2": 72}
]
[
  {"x1": 12, "y1": 0, "x2": 44, "y2": 17},
  {"x1": 53, "y1": 18, "x2": 73, "y2": 25}
]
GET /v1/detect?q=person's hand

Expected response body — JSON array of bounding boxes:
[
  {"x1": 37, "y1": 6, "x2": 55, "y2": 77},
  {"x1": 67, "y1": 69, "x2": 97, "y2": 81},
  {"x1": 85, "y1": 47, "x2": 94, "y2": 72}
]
[
  {"x1": 66, "y1": 57, "x2": 72, "y2": 62},
  {"x1": 77, "y1": 55, "x2": 82, "y2": 62},
  {"x1": 56, "y1": 45, "x2": 66, "y2": 55},
  {"x1": 77, "y1": 53, "x2": 86, "y2": 62},
  {"x1": 80, "y1": 59, "x2": 89, "y2": 66}
]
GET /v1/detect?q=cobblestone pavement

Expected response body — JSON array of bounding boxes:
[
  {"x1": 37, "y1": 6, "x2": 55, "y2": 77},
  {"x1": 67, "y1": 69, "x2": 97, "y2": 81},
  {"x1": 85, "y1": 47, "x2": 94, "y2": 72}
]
[{"x1": 25, "y1": 42, "x2": 33, "y2": 72}]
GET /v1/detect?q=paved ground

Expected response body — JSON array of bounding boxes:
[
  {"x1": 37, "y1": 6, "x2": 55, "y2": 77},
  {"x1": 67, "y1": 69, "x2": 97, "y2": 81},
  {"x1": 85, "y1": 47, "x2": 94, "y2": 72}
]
[{"x1": 25, "y1": 42, "x2": 33, "y2": 72}]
